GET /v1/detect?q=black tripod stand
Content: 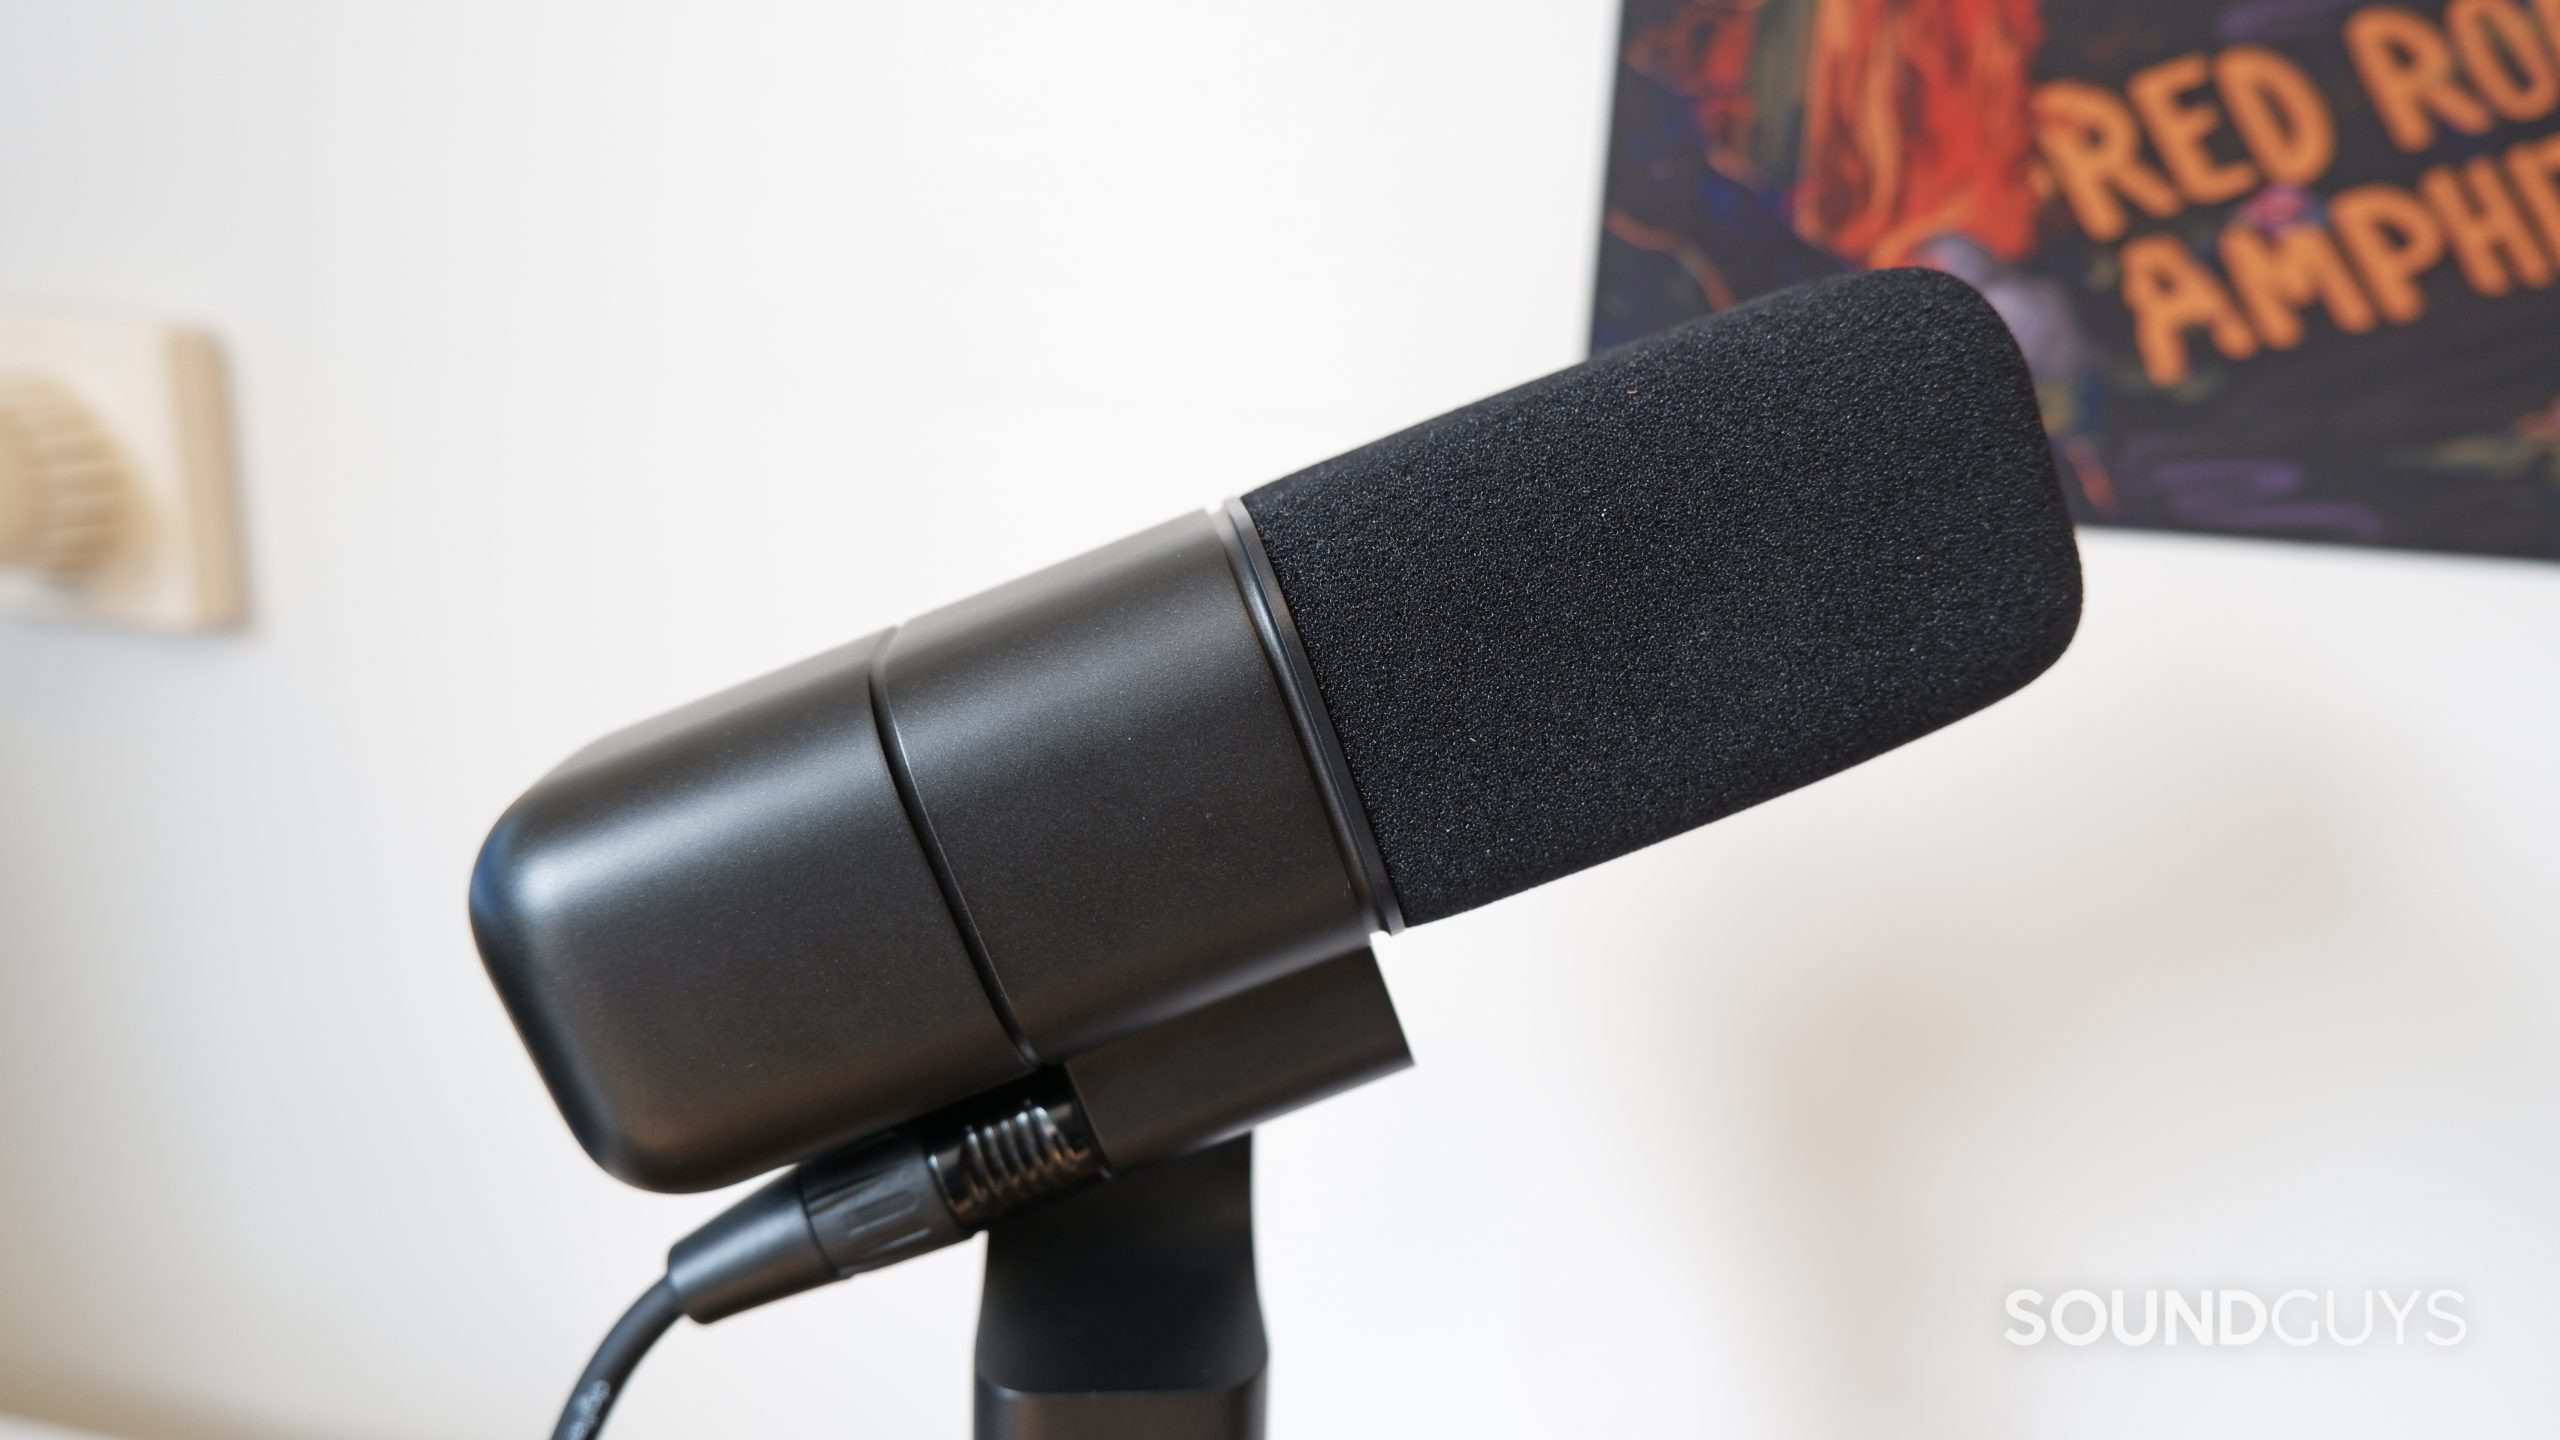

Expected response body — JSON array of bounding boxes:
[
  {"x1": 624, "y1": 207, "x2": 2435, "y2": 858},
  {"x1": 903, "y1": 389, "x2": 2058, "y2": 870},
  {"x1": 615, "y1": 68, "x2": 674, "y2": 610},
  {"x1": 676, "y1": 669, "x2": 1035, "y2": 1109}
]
[{"x1": 975, "y1": 1134, "x2": 1267, "y2": 1439}]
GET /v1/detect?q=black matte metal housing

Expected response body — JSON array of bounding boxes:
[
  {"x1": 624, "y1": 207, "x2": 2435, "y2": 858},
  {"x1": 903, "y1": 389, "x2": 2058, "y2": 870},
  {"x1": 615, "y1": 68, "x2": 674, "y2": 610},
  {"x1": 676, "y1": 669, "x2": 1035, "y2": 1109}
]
[
  {"x1": 470, "y1": 513, "x2": 1386, "y2": 1192},
  {"x1": 875, "y1": 514, "x2": 1374, "y2": 1058},
  {"x1": 468, "y1": 637, "x2": 1029, "y2": 1191}
]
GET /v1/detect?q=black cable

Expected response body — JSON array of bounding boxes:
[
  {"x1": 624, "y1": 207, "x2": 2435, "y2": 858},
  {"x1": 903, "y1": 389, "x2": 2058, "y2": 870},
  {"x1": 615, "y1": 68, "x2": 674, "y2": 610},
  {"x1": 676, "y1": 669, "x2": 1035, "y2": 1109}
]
[
  {"x1": 544, "y1": 1091, "x2": 1102, "y2": 1436},
  {"x1": 552, "y1": 1277, "x2": 683, "y2": 1440}
]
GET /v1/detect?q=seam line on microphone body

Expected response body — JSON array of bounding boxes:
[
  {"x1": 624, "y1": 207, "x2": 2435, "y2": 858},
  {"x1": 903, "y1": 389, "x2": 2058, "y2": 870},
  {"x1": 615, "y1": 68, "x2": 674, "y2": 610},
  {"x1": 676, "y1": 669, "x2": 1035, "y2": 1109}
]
[
  {"x1": 866, "y1": 626, "x2": 1041, "y2": 1067},
  {"x1": 1215, "y1": 498, "x2": 1404, "y2": 934}
]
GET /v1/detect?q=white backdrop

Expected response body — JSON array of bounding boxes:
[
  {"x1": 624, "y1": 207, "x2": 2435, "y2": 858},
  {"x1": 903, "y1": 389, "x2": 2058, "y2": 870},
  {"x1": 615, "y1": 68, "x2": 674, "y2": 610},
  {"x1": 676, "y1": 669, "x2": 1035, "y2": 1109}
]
[{"x1": 2, "y1": 4, "x2": 2555, "y2": 1437}]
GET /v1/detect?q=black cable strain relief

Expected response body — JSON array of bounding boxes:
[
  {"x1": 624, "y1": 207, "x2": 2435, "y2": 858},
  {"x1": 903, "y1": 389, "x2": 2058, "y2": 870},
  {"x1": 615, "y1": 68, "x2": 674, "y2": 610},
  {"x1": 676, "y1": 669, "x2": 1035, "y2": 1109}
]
[
  {"x1": 927, "y1": 1093, "x2": 1104, "y2": 1229},
  {"x1": 665, "y1": 1171, "x2": 833, "y2": 1325}
]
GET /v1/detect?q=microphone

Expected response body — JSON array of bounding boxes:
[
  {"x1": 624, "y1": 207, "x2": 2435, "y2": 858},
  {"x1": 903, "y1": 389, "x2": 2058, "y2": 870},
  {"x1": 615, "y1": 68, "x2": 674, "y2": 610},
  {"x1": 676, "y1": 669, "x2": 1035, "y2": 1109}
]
[{"x1": 474, "y1": 268, "x2": 2078, "y2": 1342}]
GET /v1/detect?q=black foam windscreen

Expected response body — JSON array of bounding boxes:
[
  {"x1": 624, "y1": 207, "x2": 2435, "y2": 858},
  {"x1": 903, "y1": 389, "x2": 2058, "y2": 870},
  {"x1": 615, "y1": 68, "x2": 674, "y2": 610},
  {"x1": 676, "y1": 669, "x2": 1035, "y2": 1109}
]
[{"x1": 1242, "y1": 268, "x2": 2082, "y2": 926}]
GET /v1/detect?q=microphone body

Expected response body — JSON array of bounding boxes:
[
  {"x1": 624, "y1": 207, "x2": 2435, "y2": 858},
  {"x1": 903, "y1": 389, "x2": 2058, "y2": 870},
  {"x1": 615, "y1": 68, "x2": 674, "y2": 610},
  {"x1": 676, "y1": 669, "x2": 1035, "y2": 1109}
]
[
  {"x1": 470, "y1": 268, "x2": 2082, "y2": 1193},
  {"x1": 474, "y1": 507, "x2": 1392, "y2": 1191}
]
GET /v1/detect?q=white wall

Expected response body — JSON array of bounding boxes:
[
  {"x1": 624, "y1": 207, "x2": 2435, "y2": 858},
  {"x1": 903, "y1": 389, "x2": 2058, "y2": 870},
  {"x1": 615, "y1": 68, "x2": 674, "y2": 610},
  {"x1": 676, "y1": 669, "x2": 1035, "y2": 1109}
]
[{"x1": 1, "y1": 4, "x2": 2554, "y2": 1437}]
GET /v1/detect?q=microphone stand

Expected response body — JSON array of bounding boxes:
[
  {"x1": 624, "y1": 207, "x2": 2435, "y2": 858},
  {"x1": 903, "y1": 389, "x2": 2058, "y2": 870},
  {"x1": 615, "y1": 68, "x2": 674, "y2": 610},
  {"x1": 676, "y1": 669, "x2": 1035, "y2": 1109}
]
[
  {"x1": 974, "y1": 1134, "x2": 1267, "y2": 1439},
  {"x1": 963, "y1": 943, "x2": 1408, "y2": 1438}
]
